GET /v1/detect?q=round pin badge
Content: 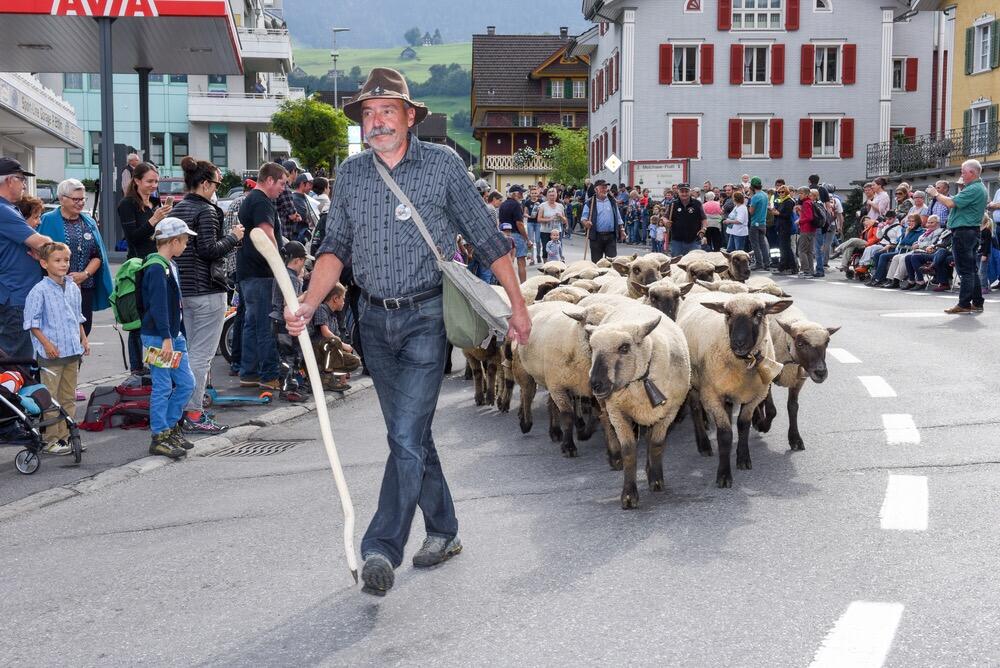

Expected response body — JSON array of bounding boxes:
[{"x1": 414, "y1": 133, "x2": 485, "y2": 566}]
[
  {"x1": 83, "y1": 232, "x2": 94, "y2": 240},
  {"x1": 395, "y1": 204, "x2": 412, "y2": 221}
]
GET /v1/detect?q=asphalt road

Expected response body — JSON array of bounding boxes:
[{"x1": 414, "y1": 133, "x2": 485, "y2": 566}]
[{"x1": 2, "y1": 239, "x2": 999, "y2": 666}]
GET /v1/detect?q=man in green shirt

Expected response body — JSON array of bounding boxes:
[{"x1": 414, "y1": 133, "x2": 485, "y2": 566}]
[{"x1": 927, "y1": 159, "x2": 989, "y2": 313}]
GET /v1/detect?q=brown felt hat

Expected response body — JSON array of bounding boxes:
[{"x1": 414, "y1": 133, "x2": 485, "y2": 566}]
[{"x1": 342, "y1": 67, "x2": 428, "y2": 125}]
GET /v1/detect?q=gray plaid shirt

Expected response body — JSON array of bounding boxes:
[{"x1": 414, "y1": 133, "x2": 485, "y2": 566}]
[{"x1": 319, "y1": 135, "x2": 509, "y2": 298}]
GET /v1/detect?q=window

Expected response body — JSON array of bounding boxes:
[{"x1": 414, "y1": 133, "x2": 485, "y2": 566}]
[
  {"x1": 549, "y1": 78, "x2": 564, "y2": 98},
  {"x1": 210, "y1": 131, "x2": 228, "y2": 168},
  {"x1": 742, "y1": 119, "x2": 768, "y2": 157},
  {"x1": 673, "y1": 46, "x2": 699, "y2": 83},
  {"x1": 149, "y1": 73, "x2": 164, "y2": 83},
  {"x1": 66, "y1": 147, "x2": 84, "y2": 165},
  {"x1": 732, "y1": 0, "x2": 783, "y2": 31},
  {"x1": 169, "y1": 74, "x2": 188, "y2": 84},
  {"x1": 891, "y1": 58, "x2": 905, "y2": 91},
  {"x1": 812, "y1": 119, "x2": 838, "y2": 157},
  {"x1": 974, "y1": 23, "x2": 992, "y2": 73},
  {"x1": 971, "y1": 106, "x2": 990, "y2": 154},
  {"x1": 88, "y1": 73, "x2": 100, "y2": 90},
  {"x1": 744, "y1": 46, "x2": 769, "y2": 83},
  {"x1": 670, "y1": 117, "x2": 701, "y2": 159},
  {"x1": 814, "y1": 0, "x2": 831, "y2": 11},
  {"x1": 170, "y1": 133, "x2": 189, "y2": 166},
  {"x1": 815, "y1": 46, "x2": 839, "y2": 84},
  {"x1": 516, "y1": 113, "x2": 534, "y2": 128},
  {"x1": 89, "y1": 131, "x2": 101, "y2": 165},
  {"x1": 150, "y1": 132, "x2": 165, "y2": 166},
  {"x1": 561, "y1": 113, "x2": 575, "y2": 128},
  {"x1": 573, "y1": 79, "x2": 586, "y2": 98},
  {"x1": 208, "y1": 74, "x2": 228, "y2": 90},
  {"x1": 63, "y1": 73, "x2": 83, "y2": 89}
]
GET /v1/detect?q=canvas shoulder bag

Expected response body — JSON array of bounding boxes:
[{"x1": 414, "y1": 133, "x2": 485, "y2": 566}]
[{"x1": 372, "y1": 154, "x2": 511, "y2": 349}]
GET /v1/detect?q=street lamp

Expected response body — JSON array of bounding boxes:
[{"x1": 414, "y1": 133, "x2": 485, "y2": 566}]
[{"x1": 330, "y1": 27, "x2": 350, "y2": 110}]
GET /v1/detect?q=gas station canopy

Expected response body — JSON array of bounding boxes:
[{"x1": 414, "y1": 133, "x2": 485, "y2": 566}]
[{"x1": 0, "y1": 0, "x2": 243, "y2": 75}]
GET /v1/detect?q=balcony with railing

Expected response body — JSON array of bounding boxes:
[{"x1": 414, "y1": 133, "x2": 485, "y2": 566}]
[
  {"x1": 237, "y1": 27, "x2": 293, "y2": 72},
  {"x1": 188, "y1": 87, "x2": 305, "y2": 129},
  {"x1": 483, "y1": 154, "x2": 554, "y2": 173},
  {"x1": 866, "y1": 122, "x2": 1000, "y2": 178}
]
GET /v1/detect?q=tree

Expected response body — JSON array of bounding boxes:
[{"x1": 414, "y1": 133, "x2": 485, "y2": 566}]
[
  {"x1": 432, "y1": 28, "x2": 443, "y2": 45},
  {"x1": 404, "y1": 27, "x2": 421, "y2": 46},
  {"x1": 451, "y1": 110, "x2": 471, "y2": 129},
  {"x1": 539, "y1": 124, "x2": 589, "y2": 185},
  {"x1": 349, "y1": 65, "x2": 363, "y2": 82},
  {"x1": 270, "y1": 97, "x2": 349, "y2": 172}
]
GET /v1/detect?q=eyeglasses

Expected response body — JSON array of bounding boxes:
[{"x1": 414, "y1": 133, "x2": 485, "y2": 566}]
[
  {"x1": 63, "y1": 196, "x2": 86, "y2": 203},
  {"x1": 208, "y1": 179, "x2": 222, "y2": 186},
  {"x1": 8, "y1": 175, "x2": 26, "y2": 183}
]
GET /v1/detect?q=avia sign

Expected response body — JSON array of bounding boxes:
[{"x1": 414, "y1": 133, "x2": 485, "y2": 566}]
[
  {"x1": 36, "y1": 0, "x2": 228, "y2": 17},
  {"x1": 51, "y1": 0, "x2": 159, "y2": 15}
]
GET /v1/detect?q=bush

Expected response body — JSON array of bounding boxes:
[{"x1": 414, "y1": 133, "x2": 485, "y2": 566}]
[{"x1": 220, "y1": 170, "x2": 243, "y2": 193}]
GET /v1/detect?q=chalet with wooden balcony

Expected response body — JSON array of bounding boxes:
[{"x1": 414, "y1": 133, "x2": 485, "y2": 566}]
[{"x1": 472, "y1": 26, "x2": 589, "y2": 189}]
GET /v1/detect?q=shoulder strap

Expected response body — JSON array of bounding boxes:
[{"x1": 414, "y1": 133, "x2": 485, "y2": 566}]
[
  {"x1": 141, "y1": 254, "x2": 169, "y2": 271},
  {"x1": 372, "y1": 153, "x2": 444, "y2": 262}
]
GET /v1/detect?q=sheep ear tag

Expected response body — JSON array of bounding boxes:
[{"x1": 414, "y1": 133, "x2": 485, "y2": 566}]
[{"x1": 395, "y1": 204, "x2": 412, "y2": 221}]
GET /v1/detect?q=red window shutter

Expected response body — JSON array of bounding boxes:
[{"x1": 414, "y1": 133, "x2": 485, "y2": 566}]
[
  {"x1": 613, "y1": 53, "x2": 619, "y2": 92},
  {"x1": 905, "y1": 57, "x2": 918, "y2": 91},
  {"x1": 612, "y1": 126, "x2": 617, "y2": 154},
  {"x1": 840, "y1": 118, "x2": 855, "y2": 158},
  {"x1": 730, "y1": 44, "x2": 744, "y2": 85},
  {"x1": 659, "y1": 44, "x2": 673, "y2": 85},
  {"x1": 718, "y1": 0, "x2": 732, "y2": 30},
  {"x1": 842, "y1": 44, "x2": 857, "y2": 85},
  {"x1": 769, "y1": 118, "x2": 783, "y2": 158},
  {"x1": 903, "y1": 126, "x2": 917, "y2": 142},
  {"x1": 701, "y1": 44, "x2": 714, "y2": 84},
  {"x1": 800, "y1": 44, "x2": 815, "y2": 85},
  {"x1": 799, "y1": 118, "x2": 813, "y2": 158},
  {"x1": 728, "y1": 119, "x2": 742, "y2": 159},
  {"x1": 591, "y1": 77, "x2": 597, "y2": 111},
  {"x1": 771, "y1": 44, "x2": 785, "y2": 85},
  {"x1": 786, "y1": 0, "x2": 800, "y2": 30},
  {"x1": 671, "y1": 119, "x2": 699, "y2": 159}
]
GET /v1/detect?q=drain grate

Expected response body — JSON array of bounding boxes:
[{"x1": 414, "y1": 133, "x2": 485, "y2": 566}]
[{"x1": 208, "y1": 440, "x2": 303, "y2": 457}]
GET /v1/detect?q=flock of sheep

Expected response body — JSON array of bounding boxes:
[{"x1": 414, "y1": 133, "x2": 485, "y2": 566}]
[{"x1": 461, "y1": 250, "x2": 840, "y2": 510}]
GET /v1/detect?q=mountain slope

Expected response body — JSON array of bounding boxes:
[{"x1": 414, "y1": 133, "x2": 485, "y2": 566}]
[{"x1": 283, "y1": 0, "x2": 588, "y2": 49}]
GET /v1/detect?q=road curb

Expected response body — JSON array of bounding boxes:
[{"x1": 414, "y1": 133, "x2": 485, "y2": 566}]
[{"x1": 0, "y1": 376, "x2": 375, "y2": 523}]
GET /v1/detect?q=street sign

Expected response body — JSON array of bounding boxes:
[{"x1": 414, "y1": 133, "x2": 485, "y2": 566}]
[
  {"x1": 629, "y1": 160, "x2": 689, "y2": 191},
  {"x1": 604, "y1": 153, "x2": 622, "y2": 172}
]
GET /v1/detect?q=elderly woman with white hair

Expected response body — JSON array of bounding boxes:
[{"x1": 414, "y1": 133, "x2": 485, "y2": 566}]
[{"x1": 38, "y1": 178, "x2": 113, "y2": 335}]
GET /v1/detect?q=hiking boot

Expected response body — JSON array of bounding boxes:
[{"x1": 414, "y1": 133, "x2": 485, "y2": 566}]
[
  {"x1": 42, "y1": 440, "x2": 72, "y2": 456},
  {"x1": 167, "y1": 425, "x2": 195, "y2": 450},
  {"x1": 239, "y1": 375, "x2": 261, "y2": 387},
  {"x1": 361, "y1": 553, "x2": 395, "y2": 596},
  {"x1": 182, "y1": 413, "x2": 229, "y2": 434},
  {"x1": 944, "y1": 305, "x2": 975, "y2": 315},
  {"x1": 258, "y1": 378, "x2": 281, "y2": 391},
  {"x1": 412, "y1": 535, "x2": 463, "y2": 568},
  {"x1": 149, "y1": 432, "x2": 186, "y2": 459}
]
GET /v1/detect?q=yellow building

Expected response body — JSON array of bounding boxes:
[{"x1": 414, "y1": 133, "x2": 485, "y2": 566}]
[{"x1": 952, "y1": 0, "x2": 999, "y2": 165}]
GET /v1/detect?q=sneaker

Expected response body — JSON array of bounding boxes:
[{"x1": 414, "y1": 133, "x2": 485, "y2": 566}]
[
  {"x1": 239, "y1": 375, "x2": 261, "y2": 387},
  {"x1": 149, "y1": 432, "x2": 186, "y2": 459},
  {"x1": 911, "y1": 282, "x2": 927, "y2": 291},
  {"x1": 167, "y1": 425, "x2": 195, "y2": 450},
  {"x1": 972, "y1": 303, "x2": 985, "y2": 313},
  {"x1": 361, "y1": 553, "x2": 395, "y2": 596},
  {"x1": 75, "y1": 390, "x2": 86, "y2": 401},
  {"x1": 42, "y1": 440, "x2": 72, "y2": 456},
  {"x1": 412, "y1": 535, "x2": 463, "y2": 568},
  {"x1": 258, "y1": 378, "x2": 281, "y2": 391},
  {"x1": 944, "y1": 305, "x2": 975, "y2": 315},
  {"x1": 932, "y1": 284, "x2": 951, "y2": 292},
  {"x1": 845, "y1": 268, "x2": 854, "y2": 279},
  {"x1": 814, "y1": 272, "x2": 826, "y2": 278},
  {"x1": 182, "y1": 413, "x2": 229, "y2": 434},
  {"x1": 889, "y1": 279, "x2": 901, "y2": 289}
]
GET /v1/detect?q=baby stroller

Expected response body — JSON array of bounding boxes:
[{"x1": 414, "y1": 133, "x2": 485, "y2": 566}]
[
  {"x1": 273, "y1": 320, "x2": 306, "y2": 402},
  {"x1": 0, "y1": 352, "x2": 83, "y2": 474}
]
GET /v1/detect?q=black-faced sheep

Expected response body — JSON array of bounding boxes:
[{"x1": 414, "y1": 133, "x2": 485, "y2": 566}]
[
  {"x1": 629, "y1": 278, "x2": 696, "y2": 321},
  {"x1": 719, "y1": 250, "x2": 752, "y2": 282},
  {"x1": 677, "y1": 292, "x2": 791, "y2": 488}
]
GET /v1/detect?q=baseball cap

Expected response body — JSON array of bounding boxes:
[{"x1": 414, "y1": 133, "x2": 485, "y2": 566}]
[
  {"x1": 475, "y1": 178, "x2": 490, "y2": 193},
  {"x1": 281, "y1": 240, "x2": 314, "y2": 262},
  {"x1": 750, "y1": 177, "x2": 763, "y2": 188},
  {"x1": 500, "y1": 222, "x2": 513, "y2": 231},
  {"x1": 293, "y1": 172, "x2": 313, "y2": 187},
  {"x1": 281, "y1": 158, "x2": 302, "y2": 172},
  {"x1": 153, "y1": 217, "x2": 198, "y2": 240},
  {"x1": 677, "y1": 182, "x2": 691, "y2": 190},
  {"x1": 0, "y1": 157, "x2": 35, "y2": 178},
  {"x1": 593, "y1": 179, "x2": 609, "y2": 187},
  {"x1": 244, "y1": 178, "x2": 257, "y2": 189}
]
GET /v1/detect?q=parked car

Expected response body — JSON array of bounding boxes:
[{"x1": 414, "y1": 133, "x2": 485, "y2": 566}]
[
  {"x1": 35, "y1": 183, "x2": 57, "y2": 204},
  {"x1": 224, "y1": 186, "x2": 244, "y2": 200}
]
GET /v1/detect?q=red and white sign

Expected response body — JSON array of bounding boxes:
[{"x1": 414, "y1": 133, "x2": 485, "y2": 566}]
[{"x1": 2, "y1": 0, "x2": 228, "y2": 17}]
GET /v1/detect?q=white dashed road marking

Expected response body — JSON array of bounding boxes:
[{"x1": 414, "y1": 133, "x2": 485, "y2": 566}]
[
  {"x1": 882, "y1": 414, "x2": 920, "y2": 444},
  {"x1": 880, "y1": 474, "x2": 929, "y2": 531},
  {"x1": 809, "y1": 601, "x2": 905, "y2": 668},
  {"x1": 828, "y1": 348, "x2": 861, "y2": 364},
  {"x1": 858, "y1": 376, "x2": 897, "y2": 398}
]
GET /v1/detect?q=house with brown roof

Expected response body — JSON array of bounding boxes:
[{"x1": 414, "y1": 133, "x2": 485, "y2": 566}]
[{"x1": 472, "y1": 26, "x2": 589, "y2": 190}]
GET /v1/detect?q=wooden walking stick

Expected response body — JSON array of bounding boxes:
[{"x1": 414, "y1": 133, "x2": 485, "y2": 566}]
[{"x1": 250, "y1": 228, "x2": 359, "y2": 584}]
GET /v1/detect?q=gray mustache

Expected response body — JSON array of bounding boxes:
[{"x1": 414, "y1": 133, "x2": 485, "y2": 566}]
[{"x1": 368, "y1": 127, "x2": 394, "y2": 138}]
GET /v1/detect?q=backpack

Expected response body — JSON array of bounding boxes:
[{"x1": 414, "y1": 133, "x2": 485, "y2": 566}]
[
  {"x1": 109, "y1": 254, "x2": 169, "y2": 331},
  {"x1": 812, "y1": 201, "x2": 832, "y2": 233}
]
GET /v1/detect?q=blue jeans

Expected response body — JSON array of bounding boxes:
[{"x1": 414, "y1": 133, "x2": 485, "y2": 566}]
[
  {"x1": 873, "y1": 250, "x2": 899, "y2": 282},
  {"x1": 813, "y1": 232, "x2": 826, "y2": 275},
  {"x1": 359, "y1": 295, "x2": 457, "y2": 567},
  {"x1": 726, "y1": 235, "x2": 748, "y2": 252},
  {"x1": 239, "y1": 277, "x2": 279, "y2": 381},
  {"x1": 670, "y1": 240, "x2": 703, "y2": 256},
  {"x1": 140, "y1": 334, "x2": 194, "y2": 435},
  {"x1": 526, "y1": 222, "x2": 542, "y2": 260},
  {"x1": 0, "y1": 304, "x2": 32, "y2": 359},
  {"x1": 952, "y1": 227, "x2": 982, "y2": 307}
]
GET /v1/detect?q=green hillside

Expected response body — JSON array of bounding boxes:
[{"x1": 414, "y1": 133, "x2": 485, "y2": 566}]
[{"x1": 294, "y1": 43, "x2": 472, "y2": 83}]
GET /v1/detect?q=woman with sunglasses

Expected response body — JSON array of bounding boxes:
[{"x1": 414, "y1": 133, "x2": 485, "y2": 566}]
[{"x1": 38, "y1": 178, "x2": 113, "y2": 335}]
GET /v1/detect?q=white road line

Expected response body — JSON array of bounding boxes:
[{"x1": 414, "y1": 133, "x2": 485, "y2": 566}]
[
  {"x1": 858, "y1": 376, "x2": 897, "y2": 398},
  {"x1": 882, "y1": 414, "x2": 920, "y2": 444},
  {"x1": 880, "y1": 312, "x2": 949, "y2": 318},
  {"x1": 935, "y1": 295, "x2": 954, "y2": 299},
  {"x1": 828, "y1": 348, "x2": 861, "y2": 364},
  {"x1": 808, "y1": 601, "x2": 905, "y2": 668},
  {"x1": 850, "y1": 284, "x2": 868, "y2": 289},
  {"x1": 880, "y1": 474, "x2": 929, "y2": 531}
]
